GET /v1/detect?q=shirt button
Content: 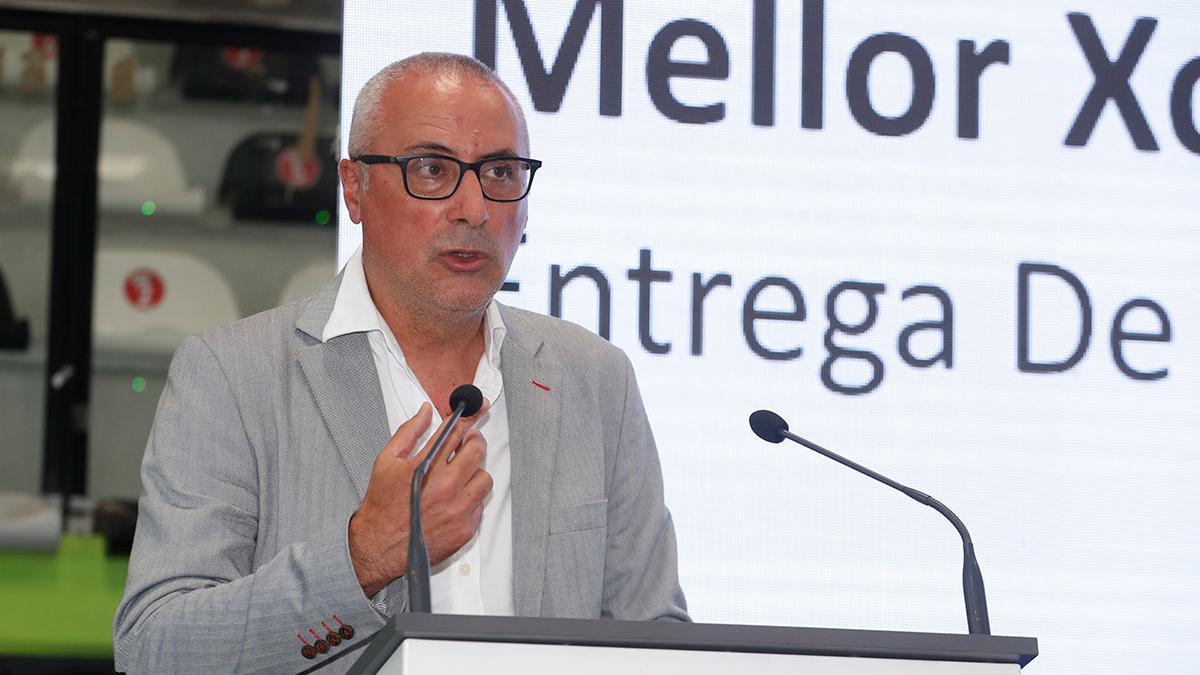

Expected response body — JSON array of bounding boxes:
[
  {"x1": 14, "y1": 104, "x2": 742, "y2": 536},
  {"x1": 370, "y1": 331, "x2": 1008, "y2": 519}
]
[{"x1": 458, "y1": 562, "x2": 472, "y2": 576}]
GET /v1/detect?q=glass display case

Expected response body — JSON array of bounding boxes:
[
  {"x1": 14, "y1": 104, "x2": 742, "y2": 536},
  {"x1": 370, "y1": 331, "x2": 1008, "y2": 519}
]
[{"x1": 86, "y1": 39, "x2": 339, "y2": 499}]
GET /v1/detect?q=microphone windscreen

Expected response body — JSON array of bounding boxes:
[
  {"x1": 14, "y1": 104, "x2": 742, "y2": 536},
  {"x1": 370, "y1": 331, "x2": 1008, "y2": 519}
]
[
  {"x1": 449, "y1": 384, "x2": 485, "y2": 417},
  {"x1": 749, "y1": 409, "x2": 788, "y2": 443}
]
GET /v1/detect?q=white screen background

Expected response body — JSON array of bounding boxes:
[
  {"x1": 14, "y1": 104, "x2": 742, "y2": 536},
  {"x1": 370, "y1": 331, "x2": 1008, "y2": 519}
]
[{"x1": 340, "y1": 2, "x2": 1200, "y2": 672}]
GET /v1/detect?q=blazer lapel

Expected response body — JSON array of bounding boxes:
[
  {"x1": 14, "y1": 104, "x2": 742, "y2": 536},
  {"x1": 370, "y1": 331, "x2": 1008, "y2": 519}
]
[
  {"x1": 294, "y1": 273, "x2": 389, "y2": 501},
  {"x1": 501, "y1": 307, "x2": 562, "y2": 617},
  {"x1": 297, "y1": 333, "x2": 389, "y2": 501}
]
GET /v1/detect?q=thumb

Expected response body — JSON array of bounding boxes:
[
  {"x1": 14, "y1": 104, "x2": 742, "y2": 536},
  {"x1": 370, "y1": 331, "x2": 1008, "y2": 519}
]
[{"x1": 383, "y1": 402, "x2": 432, "y2": 459}]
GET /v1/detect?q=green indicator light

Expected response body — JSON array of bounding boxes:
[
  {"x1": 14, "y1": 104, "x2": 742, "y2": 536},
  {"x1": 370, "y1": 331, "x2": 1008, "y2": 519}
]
[
  {"x1": 131, "y1": 376, "x2": 146, "y2": 393},
  {"x1": 140, "y1": 201, "x2": 156, "y2": 216},
  {"x1": 315, "y1": 209, "x2": 331, "y2": 225}
]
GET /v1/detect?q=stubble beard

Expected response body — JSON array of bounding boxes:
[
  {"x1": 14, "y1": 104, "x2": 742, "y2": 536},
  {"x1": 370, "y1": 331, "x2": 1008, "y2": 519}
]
[
  {"x1": 365, "y1": 221, "x2": 520, "y2": 334},
  {"x1": 398, "y1": 243, "x2": 512, "y2": 333}
]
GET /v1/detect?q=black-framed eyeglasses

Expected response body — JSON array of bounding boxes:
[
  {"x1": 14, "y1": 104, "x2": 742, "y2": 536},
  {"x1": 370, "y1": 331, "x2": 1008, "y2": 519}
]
[{"x1": 352, "y1": 153, "x2": 542, "y2": 202}]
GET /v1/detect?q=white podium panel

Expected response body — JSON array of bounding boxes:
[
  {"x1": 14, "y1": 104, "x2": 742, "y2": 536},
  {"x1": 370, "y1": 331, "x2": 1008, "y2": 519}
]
[{"x1": 382, "y1": 638, "x2": 1021, "y2": 675}]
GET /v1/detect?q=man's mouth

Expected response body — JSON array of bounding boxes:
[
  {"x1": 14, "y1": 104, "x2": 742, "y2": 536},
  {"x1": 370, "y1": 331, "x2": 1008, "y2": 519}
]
[{"x1": 440, "y1": 249, "x2": 489, "y2": 271}]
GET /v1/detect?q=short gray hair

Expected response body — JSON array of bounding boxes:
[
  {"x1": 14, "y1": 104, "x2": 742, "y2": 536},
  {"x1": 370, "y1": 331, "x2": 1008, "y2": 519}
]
[{"x1": 347, "y1": 52, "x2": 529, "y2": 159}]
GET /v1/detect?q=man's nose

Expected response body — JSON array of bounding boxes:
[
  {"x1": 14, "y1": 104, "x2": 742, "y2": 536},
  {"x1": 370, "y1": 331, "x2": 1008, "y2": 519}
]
[{"x1": 451, "y1": 169, "x2": 489, "y2": 226}]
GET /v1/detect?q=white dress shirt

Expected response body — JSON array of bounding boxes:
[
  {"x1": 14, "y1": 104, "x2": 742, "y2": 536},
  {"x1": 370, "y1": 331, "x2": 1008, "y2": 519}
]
[{"x1": 323, "y1": 247, "x2": 514, "y2": 615}]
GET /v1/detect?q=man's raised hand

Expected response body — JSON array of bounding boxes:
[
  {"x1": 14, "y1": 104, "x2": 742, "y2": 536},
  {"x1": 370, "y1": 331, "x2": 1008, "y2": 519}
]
[{"x1": 348, "y1": 400, "x2": 492, "y2": 599}]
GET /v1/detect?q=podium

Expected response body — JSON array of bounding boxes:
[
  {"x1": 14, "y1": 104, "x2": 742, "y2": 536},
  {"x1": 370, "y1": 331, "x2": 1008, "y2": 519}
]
[{"x1": 347, "y1": 614, "x2": 1037, "y2": 674}]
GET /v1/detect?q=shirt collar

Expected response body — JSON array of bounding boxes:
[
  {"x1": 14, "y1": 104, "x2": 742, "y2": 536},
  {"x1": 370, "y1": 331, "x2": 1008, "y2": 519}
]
[
  {"x1": 481, "y1": 298, "x2": 507, "y2": 367},
  {"x1": 323, "y1": 246, "x2": 507, "y2": 367},
  {"x1": 323, "y1": 246, "x2": 379, "y2": 342}
]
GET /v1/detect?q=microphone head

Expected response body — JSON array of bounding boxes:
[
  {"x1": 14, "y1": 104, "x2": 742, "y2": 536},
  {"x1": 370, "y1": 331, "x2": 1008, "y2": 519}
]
[
  {"x1": 749, "y1": 409, "x2": 788, "y2": 444},
  {"x1": 449, "y1": 384, "x2": 484, "y2": 417}
]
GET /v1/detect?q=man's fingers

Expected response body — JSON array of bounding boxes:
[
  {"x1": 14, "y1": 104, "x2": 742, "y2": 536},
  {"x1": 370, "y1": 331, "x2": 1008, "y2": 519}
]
[
  {"x1": 462, "y1": 468, "x2": 494, "y2": 504},
  {"x1": 413, "y1": 406, "x2": 473, "y2": 470},
  {"x1": 399, "y1": 396, "x2": 492, "y2": 477},
  {"x1": 384, "y1": 402, "x2": 432, "y2": 460},
  {"x1": 408, "y1": 408, "x2": 453, "y2": 465},
  {"x1": 446, "y1": 431, "x2": 487, "y2": 474},
  {"x1": 437, "y1": 398, "x2": 491, "y2": 467},
  {"x1": 421, "y1": 398, "x2": 489, "y2": 473}
]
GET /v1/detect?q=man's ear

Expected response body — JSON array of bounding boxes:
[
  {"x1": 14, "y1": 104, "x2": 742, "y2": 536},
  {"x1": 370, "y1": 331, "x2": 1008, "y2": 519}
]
[{"x1": 338, "y1": 158, "x2": 364, "y2": 223}]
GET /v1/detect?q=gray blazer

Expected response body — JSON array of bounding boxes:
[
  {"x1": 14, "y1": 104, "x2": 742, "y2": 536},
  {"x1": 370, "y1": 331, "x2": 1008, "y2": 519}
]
[{"x1": 112, "y1": 274, "x2": 688, "y2": 674}]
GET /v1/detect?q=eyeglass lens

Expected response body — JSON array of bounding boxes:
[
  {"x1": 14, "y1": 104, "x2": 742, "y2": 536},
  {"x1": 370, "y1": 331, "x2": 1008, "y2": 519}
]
[{"x1": 406, "y1": 156, "x2": 533, "y2": 200}]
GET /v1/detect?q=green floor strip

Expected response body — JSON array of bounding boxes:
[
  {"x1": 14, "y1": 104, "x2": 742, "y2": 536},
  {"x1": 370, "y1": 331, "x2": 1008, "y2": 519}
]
[{"x1": 0, "y1": 535, "x2": 127, "y2": 658}]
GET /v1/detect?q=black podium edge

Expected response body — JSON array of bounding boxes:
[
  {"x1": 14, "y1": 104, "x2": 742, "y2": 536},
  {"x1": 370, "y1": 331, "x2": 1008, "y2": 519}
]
[{"x1": 348, "y1": 614, "x2": 1038, "y2": 674}]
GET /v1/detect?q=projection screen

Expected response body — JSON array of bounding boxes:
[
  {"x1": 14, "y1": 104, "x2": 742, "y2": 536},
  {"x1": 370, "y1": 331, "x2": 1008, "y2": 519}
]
[{"x1": 339, "y1": 2, "x2": 1200, "y2": 672}]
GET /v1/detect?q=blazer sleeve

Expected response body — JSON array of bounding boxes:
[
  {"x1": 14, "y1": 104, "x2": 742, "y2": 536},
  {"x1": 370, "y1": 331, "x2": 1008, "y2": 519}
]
[
  {"x1": 112, "y1": 335, "x2": 389, "y2": 674},
  {"x1": 600, "y1": 353, "x2": 690, "y2": 622}
]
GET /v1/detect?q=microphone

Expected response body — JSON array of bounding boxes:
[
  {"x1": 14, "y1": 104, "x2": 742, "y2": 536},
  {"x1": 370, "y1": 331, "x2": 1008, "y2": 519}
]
[
  {"x1": 406, "y1": 384, "x2": 485, "y2": 613},
  {"x1": 748, "y1": 409, "x2": 991, "y2": 635}
]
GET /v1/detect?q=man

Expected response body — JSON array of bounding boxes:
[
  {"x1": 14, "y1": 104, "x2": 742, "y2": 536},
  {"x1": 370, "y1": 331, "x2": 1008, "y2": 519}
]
[{"x1": 112, "y1": 53, "x2": 688, "y2": 674}]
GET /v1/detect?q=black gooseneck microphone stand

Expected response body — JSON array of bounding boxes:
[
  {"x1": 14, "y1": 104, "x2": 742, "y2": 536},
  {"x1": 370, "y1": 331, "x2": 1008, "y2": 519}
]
[
  {"x1": 749, "y1": 409, "x2": 991, "y2": 635},
  {"x1": 406, "y1": 384, "x2": 485, "y2": 613}
]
